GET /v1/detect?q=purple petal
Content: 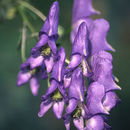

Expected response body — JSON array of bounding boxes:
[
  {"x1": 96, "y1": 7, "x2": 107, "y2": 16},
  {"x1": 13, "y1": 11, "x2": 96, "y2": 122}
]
[
  {"x1": 73, "y1": 117, "x2": 84, "y2": 130},
  {"x1": 30, "y1": 77, "x2": 39, "y2": 96},
  {"x1": 91, "y1": 51, "x2": 121, "y2": 91},
  {"x1": 103, "y1": 91, "x2": 120, "y2": 112},
  {"x1": 41, "y1": 1, "x2": 59, "y2": 37},
  {"x1": 53, "y1": 100, "x2": 64, "y2": 119},
  {"x1": 38, "y1": 100, "x2": 52, "y2": 117},
  {"x1": 40, "y1": 63, "x2": 48, "y2": 79},
  {"x1": 63, "y1": 114, "x2": 71, "y2": 130},
  {"x1": 28, "y1": 55, "x2": 44, "y2": 69},
  {"x1": 68, "y1": 68, "x2": 84, "y2": 101},
  {"x1": 35, "y1": 34, "x2": 49, "y2": 51},
  {"x1": 63, "y1": 75, "x2": 71, "y2": 89},
  {"x1": 67, "y1": 54, "x2": 82, "y2": 69},
  {"x1": 44, "y1": 55, "x2": 54, "y2": 73},
  {"x1": 58, "y1": 85, "x2": 67, "y2": 100},
  {"x1": 48, "y1": 38, "x2": 57, "y2": 54},
  {"x1": 89, "y1": 19, "x2": 115, "y2": 55},
  {"x1": 66, "y1": 98, "x2": 77, "y2": 114},
  {"x1": 86, "y1": 82, "x2": 109, "y2": 115},
  {"x1": 85, "y1": 115, "x2": 104, "y2": 130},
  {"x1": 71, "y1": 18, "x2": 93, "y2": 43},
  {"x1": 65, "y1": 123, "x2": 70, "y2": 130},
  {"x1": 71, "y1": 22, "x2": 88, "y2": 57},
  {"x1": 42, "y1": 80, "x2": 58, "y2": 100},
  {"x1": 51, "y1": 47, "x2": 66, "y2": 82},
  {"x1": 17, "y1": 71, "x2": 31, "y2": 86},
  {"x1": 72, "y1": 0, "x2": 100, "y2": 23}
]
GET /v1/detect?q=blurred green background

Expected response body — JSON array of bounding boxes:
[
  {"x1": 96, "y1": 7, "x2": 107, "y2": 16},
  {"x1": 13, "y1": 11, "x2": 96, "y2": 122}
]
[{"x1": 0, "y1": 0, "x2": 130, "y2": 130}]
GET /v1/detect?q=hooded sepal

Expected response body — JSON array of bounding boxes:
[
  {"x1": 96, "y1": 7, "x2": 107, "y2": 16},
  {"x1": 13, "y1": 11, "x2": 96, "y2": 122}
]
[
  {"x1": 89, "y1": 19, "x2": 115, "y2": 55},
  {"x1": 86, "y1": 82, "x2": 109, "y2": 115}
]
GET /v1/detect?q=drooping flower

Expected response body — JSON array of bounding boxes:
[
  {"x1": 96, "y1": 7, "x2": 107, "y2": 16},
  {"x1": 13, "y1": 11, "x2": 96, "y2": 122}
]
[
  {"x1": 38, "y1": 47, "x2": 66, "y2": 119},
  {"x1": 67, "y1": 22, "x2": 92, "y2": 77},
  {"x1": 71, "y1": 0, "x2": 100, "y2": 43},
  {"x1": 63, "y1": 67, "x2": 87, "y2": 130},
  {"x1": 89, "y1": 19, "x2": 115, "y2": 55},
  {"x1": 86, "y1": 82, "x2": 109, "y2": 115},
  {"x1": 85, "y1": 115, "x2": 106, "y2": 130},
  {"x1": 90, "y1": 51, "x2": 121, "y2": 92},
  {"x1": 29, "y1": 1, "x2": 59, "y2": 72},
  {"x1": 16, "y1": 0, "x2": 121, "y2": 129},
  {"x1": 17, "y1": 62, "x2": 47, "y2": 96},
  {"x1": 72, "y1": 0, "x2": 99, "y2": 24}
]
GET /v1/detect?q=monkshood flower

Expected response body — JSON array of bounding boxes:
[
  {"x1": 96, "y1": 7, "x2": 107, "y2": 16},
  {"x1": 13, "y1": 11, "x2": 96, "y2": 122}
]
[
  {"x1": 90, "y1": 51, "x2": 121, "y2": 92},
  {"x1": 63, "y1": 67, "x2": 86, "y2": 130},
  {"x1": 67, "y1": 22, "x2": 91, "y2": 76},
  {"x1": 64, "y1": 22, "x2": 91, "y2": 89},
  {"x1": 88, "y1": 19, "x2": 115, "y2": 55},
  {"x1": 85, "y1": 115, "x2": 111, "y2": 130},
  {"x1": 16, "y1": 0, "x2": 121, "y2": 129},
  {"x1": 85, "y1": 82, "x2": 119, "y2": 130},
  {"x1": 71, "y1": 0, "x2": 100, "y2": 43},
  {"x1": 38, "y1": 47, "x2": 66, "y2": 119},
  {"x1": 17, "y1": 62, "x2": 47, "y2": 96},
  {"x1": 17, "y1": 1, "x2": 59, "y2": 96},
  {"x1": 29, "y1": 1, "x2": 59, "y2": 72}
]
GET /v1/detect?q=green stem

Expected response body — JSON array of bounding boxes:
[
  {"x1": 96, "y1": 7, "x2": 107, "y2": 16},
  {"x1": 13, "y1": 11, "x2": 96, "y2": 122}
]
[
  {"x1": 17, "y1": 1, "x2": 46, "y2": 21},
  {"x1": 21, "y1": 23, "x2": 27, "y2": 62}
]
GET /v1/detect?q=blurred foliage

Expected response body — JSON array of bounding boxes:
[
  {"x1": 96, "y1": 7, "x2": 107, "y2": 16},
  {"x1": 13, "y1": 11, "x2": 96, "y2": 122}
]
[{"x1": 0, "y1": 0, "x2": 130, "y2": 130}]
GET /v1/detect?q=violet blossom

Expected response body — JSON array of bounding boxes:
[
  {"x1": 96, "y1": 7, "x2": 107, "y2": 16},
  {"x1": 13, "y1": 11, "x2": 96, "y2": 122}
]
[
  {"x1": 16, "y1": 0, "x2": 121, "y2": 130},
  {"x1": 29, "y1": 1, "x2": 59, "y2": 72},
  {"x1": 38, "y1": 47, "x2": 66, "y2": 119}
]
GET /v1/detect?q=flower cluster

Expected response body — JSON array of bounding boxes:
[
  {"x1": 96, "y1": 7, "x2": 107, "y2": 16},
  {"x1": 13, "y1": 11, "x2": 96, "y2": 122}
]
[{"x1": 17, "y1": 0, "x2": 121, "y2": 130}]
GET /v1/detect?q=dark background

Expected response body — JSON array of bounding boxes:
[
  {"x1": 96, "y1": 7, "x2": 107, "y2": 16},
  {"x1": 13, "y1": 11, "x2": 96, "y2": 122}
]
[{"x1": 0, "y1": 0, "x2": 130, "y2": 129}]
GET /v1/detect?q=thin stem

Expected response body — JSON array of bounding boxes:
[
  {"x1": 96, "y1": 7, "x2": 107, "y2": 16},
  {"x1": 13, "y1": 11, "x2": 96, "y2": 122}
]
[
  {"x1": 21, "y1": 23, "x2": 27, "y2": 62},
  {"x1": 18, "y1": 1, "x2": 46, "y2": 21}
]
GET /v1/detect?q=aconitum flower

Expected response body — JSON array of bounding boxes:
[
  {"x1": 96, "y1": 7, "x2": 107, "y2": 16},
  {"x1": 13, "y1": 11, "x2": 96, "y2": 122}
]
[
  {"x1": 71, "y1": 0, "x2": 100, "y2": 43},
  {"x1": 30, "y1": 1, "x2": 59, "y2": 72},
  {"x1": 17, "y1": 62, "x2": 47, "y2": 96},
  {"x1": 17, "y1": 1, "x2": 59, "y2": 95},
  {"x1": 16, "y1": 0, "x2": 121, "y2": 129},
  {"x1": 63, "y1": 67, "x2": 87, "y2": 130},
  {"x1": 67, "y1": 22, "x2": 92, "y2": 77},
  {"x1": 90, "y1": 51, "x2": 121, "y2": 91},
  {"x1": 64, "y1": 22, "x2": 91, "y2": 90},
  {"x1": 38, "y1": 47, "x2": 66, "y2": 119},
  {"x1": 88, "y1": 19, "x2": 115, "y2": 55}
]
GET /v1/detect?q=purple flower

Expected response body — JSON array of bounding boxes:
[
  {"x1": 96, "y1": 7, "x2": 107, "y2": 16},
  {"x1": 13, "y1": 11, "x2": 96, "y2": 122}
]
[
  {"x1": 85, "y1": 115, "x2": 105, "y2": 130},
  {"x1": 103, "y1": 91, "x2": 120, "y2": 112},
  {"x1": 90, "y1": 51, "x2": 121, "y2": 92},
  {"x1": 71, "y1": 17, "x2": 93, "y2": 43},
  {"x1": 72, "y1": 0, "x2": 99, "y2": 24},
  {"x1": 89, "y1": 19, "x2": 115, "y2": 55},
  {"x1": 63, "y1": 68, "x2": 87, "y2": 130},
  {"x1": 67, "y1": 68, "x2": 84, "y2": 105},
  {"x1": 32, "y1": 1, "x2": 59, "y2": 54},
  {"x1": 63, "y1": 104, "x2": 87, "y2": 130},
  {"x1": 71, "y1": 0, "x2": 100, "y2": 43},
  {"x1": 38, "y1": 47, "x2": 66, "y2": 119},
  {"x1": 17, "y1": 63, "x2": 47, "y2": 96},
  {"x1": 86, "y1": 82, "x2": 109, "y2": 115},
  {"x1": 68, "y1": 22, "x2": 92, "y2": 77},
  {"x1": 16, "y1": 0, "x2": 121, "y2": 129},
  {"x1": 29, "y1": 1, "x2": 59, "y2": 72}
]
